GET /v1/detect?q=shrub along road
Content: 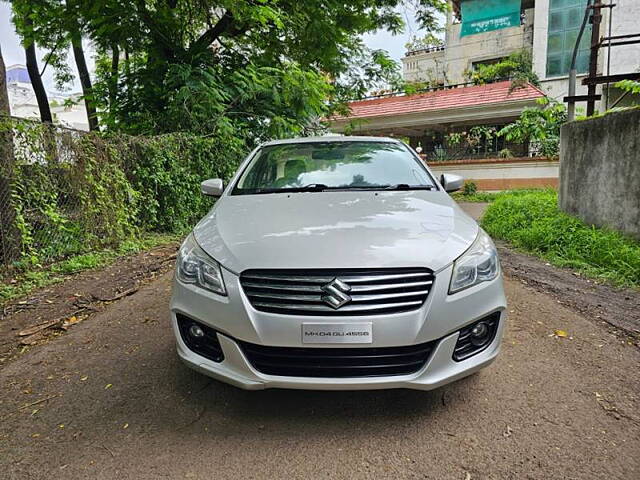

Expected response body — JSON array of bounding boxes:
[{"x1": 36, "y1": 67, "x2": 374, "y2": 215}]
[{"x1": 0, "y1": 208, "x2": 638, "y2": 479}]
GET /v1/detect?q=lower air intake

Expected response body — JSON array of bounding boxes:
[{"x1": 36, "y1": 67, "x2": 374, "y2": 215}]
[{"x1": 238, "y1": 341, "x2": 437, "y2": 378}]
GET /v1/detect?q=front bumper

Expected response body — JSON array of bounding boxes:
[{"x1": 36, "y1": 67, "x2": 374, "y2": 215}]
[{"x1": 170, "y1": 266, "x2": 507, "y2": 391}]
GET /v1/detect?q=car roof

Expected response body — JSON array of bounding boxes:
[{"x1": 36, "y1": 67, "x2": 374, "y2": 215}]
[{"x1": 260, "y1": 136, "x2": 401, "y2": 147}]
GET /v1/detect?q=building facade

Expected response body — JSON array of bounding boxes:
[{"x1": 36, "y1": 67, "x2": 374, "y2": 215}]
[
  {"x1": 403, "y1": 0, "x2": 640, "y2": 110},
  {"x1": 5, "y1": 64, "x2": 89, "y2": 131},
  {"x1": 331, "y1": 0, "x2": 639, "y2": 159}
]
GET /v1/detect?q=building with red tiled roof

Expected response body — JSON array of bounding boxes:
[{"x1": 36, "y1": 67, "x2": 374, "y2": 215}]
[
  {"x1": 330, "y1": 81, "x2": 546, "y2": 160},
  {"x1": 334, "y1": 81, "x2": 544, "y2": 123},
  {"x1": 330, "y1": 0, "x2": 639, "y2": 161}
]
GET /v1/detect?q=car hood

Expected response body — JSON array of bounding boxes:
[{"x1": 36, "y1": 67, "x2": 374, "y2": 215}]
[{"x1": 193, "y1": 191, "x2": 478, "y2": 274}]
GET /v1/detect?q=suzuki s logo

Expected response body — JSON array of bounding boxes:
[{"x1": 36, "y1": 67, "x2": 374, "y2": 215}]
[{"x1": 321, "y1": 278, "x2": 352, "y2": 309}]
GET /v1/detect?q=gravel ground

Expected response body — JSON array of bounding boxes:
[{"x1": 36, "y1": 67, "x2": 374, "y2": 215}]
[{"x1": 0, "y1": 205, "x2": 638, "y2": 479}]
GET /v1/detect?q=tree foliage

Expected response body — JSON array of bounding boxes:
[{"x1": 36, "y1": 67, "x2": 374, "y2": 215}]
[
  {"x1": 615, "y1": 79, "x2": 640, "y2": 96},
  {"x1": 498, "y1": 98, "x2": 567, "y2": 157},
  {"x1": 404, "y1": 32, "x2": 444, "y2": 53},
  {"x1": 11, "y1": 0, "x2": 447, "y2": 141}
]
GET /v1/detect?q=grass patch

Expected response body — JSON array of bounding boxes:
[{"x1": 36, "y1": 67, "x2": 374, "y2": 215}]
[
  {"x1": 0, "y1": 233, "x2": 180, "y2": 306},
  {"x1": 451, "y1": 191, "x2": 501, "y2": 203},
  {"x1": 452, "y1": 188, "x2": 549, "y2": 204},
  {"x1": 481, "y1": 190, "x2": 640, "y2": 287}
]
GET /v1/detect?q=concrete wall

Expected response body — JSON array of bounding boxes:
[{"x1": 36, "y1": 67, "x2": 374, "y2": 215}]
[
  {"x1": 403, "y1": 49, "x2": 446, "y2": 84},
  {"x1": 559, "y1": 108, "x2": 640, "y2": 238},
  {"x1": 427, "y1": 156, "x2": 559, "y2": 191},
  {"x1": 402, "y1": 7, "x2": 535, "y2": 86}
]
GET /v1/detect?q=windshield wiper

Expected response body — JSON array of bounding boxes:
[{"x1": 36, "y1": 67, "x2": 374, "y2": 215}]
[
  {"x1": 240, "y1": 183, "x2": 434, "y2": 195},
  {"x1": 298, "y1": 183, "x2": 329, "y2": 191},
  {"x1": 384, "y1": 184, "x2": 435, "y2": 191},
  {"x1": 248, "y1": 183, "x2": 329, "y2": 194},
  {"x1": 277, "y1": 183, "x2": 329, "y2": 193}
]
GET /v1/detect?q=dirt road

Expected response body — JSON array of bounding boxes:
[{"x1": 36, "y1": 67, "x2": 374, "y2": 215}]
[{"x1": 1, "y1": 206, "x2": 639, "y2": 479}]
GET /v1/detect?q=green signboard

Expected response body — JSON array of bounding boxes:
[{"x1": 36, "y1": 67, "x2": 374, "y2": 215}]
[{"x1": 460, "y1": 0, "x2": 521, "y2": 37}]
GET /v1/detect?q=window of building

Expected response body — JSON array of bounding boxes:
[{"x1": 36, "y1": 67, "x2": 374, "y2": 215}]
[{"x1": 546, "y1": 0, "x2": 591, "y2": 77}]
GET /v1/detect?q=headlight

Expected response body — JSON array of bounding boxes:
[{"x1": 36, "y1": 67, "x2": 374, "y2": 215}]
[
  {"x1": 449, "y1": 230, "x2": 499, "y2": 294},
  {"x1": 176, "y1": 233, "x2": 226, "y2": 295}
]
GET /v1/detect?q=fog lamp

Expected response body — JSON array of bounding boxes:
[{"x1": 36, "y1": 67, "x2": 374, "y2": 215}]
[
  {"x1": 470, "y1": 321, "x2": 490, "y2": 346},
  {"x1": 189, "y1": 324, "x2": 205, "y2": 338}
]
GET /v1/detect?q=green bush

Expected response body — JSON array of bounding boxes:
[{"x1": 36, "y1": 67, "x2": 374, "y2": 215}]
[
  {"x1": 462, "y1": 181, "x2": 478, "y2": 196},
  {"x1": 482, "y1": 190, "x2": 640, "y2": 287},
  {"x1": 1, "y1": 117, "x2": 243, "y2": 268},
  {"x1": 117, "y1": 133, "x2": 241, "y2": 233},
  {"x1": 467, "y1": 49, "x2": 539, "y2": 88}
]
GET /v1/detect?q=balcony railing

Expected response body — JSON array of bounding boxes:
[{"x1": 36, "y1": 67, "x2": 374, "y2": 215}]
[{"x1": 405, "y1": 45, "x2": 446, "y2": 57}]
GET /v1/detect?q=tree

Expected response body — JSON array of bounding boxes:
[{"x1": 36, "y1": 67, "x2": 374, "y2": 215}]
[
  {"x1": 12, "y1": 3, "x2": 54, "y2": 123},
  {"x1": 498, "y1": 98, "x2": 567, "y2": 157},
  {"x1": 10, "y1": 0, "x2": 447, "y2": 139},
  {"x1": 0, "y1": 43, "x2": 21, "y2": 264},
  {"x1": 405, "y1": 32, "x2": 444, "y2": 53},
  {"x1": 81, "y1": 0, "x2": 447, "y2": 139},
  {"x1": 65, "y1": 0, "x2": 99, "y2": 130},
  {"x1": 24, "y1": 45, "x2": 53, "y2": 123},
  {"x1": 12, "y1": 0, "x2": 100, "y2": 129},
  {"x1": 0, "y1": 45, "x2": 9, "y2": 117}
]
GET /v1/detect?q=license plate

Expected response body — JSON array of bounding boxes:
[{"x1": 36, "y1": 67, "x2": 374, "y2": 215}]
[{"x1": 302, "y1": 323, "x2": 372, "y2": 344}]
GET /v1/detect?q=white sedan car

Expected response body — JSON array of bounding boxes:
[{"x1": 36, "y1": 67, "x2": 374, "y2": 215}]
[{"x1": 170, "y1": 136, "x2": 506, "y2": 390}]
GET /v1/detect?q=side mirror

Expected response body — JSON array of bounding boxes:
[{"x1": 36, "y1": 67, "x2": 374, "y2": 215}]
[
  {"x1": 440, "y1": 174, "x2": 464, "y2": 193},
  {"x1": 201, "y1": 178, "x2": 224, "y2": 197}
]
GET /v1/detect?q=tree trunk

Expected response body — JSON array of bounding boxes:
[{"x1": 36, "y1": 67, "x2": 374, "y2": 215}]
[
  {"x1": 24, "y1": 41, "x2": 53, "y2": 123},
  {"x1": 0, "y1": 45, "x2": 10, "y2": 116},
  {"x1": 109, "y1": 44, "x2": 119, "y2": 116},
  {"x1": 0, "y1": 43, "x2": 21, "y2": 264},
  {"x1": 71, "y1": 35, "x2": 99, "y2": 131}
]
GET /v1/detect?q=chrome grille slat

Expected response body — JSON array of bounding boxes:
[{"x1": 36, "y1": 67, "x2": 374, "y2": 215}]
[
  {"x1": 351, "y1": 280, "x2": 432, "y2": 292},
  {"x1": 242, "y1": 272, "x2": 432, "y2": 284},
  {"x1": 246, "y1": 289, "x2": 430, "y2": 303},
  {"x1": 241, "y1": 268, "x2": 435, "y2": 316},
  {"x1": 251, "y1": 300, "x2": 424, "y2": 312},
  {"x1": 246, "y1": 292, "x2": 320, "y2": 302},
  {"x1": 242, "y1": 282, "x2": 323, "y2": 292},
  {"x1": 243, "y1": 280, "x2": 432, "y2": 294}
]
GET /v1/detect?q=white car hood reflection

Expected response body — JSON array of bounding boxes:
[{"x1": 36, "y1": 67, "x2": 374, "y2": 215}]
[{"x1": 193, "y1": 191, "x2": 478, "y2": 273}]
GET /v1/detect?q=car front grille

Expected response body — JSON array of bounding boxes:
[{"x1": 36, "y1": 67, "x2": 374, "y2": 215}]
[
  {"x1": 238, "y1": 341, "x2": 437, "y2": 378},
  {"x1": 240, "y1": 268, "x2": 435, "y2": 316}
]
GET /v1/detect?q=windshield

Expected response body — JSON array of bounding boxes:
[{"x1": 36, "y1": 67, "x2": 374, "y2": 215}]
[{"x1": 232, "y1": 141, "x2": 436, "y2": 194}]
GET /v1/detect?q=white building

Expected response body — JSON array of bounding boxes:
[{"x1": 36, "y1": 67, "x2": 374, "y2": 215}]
[
  {"x1": 6, "y1": 64, "x2": 90, "y2": 131},
  {"x1": 403, "y1": 0, "x2": 640, "y2": 110}
]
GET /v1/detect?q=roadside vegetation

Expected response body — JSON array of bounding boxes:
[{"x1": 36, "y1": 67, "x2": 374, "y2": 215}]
[
  {"x1": 1, "y1": 118, "x2": 236, "y2": 271},
  {"x1": 1, "y1": 1, "x2": 449, "y2": 283},
  {"x1": 0, "y1": 233, "x2": 179, "y2": 305},
  {"x1": 481, "y1": 190, "x2": 640, "y2": 288},
  {"x1": 452, "y1": 184, "x2": 545, "y2": 203}
]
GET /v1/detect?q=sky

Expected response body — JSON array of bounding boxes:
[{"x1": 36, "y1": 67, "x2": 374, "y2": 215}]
[{"x1": 1, "y1": 2, "x2": 426, "y2": 94}]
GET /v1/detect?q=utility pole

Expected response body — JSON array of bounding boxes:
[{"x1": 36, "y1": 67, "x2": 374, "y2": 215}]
[{"x1": 586, "y1": 3, "x2": 603, "y2": 116}]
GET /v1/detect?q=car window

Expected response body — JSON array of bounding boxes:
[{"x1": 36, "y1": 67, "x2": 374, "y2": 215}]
[{"x1": 233, "y1": 141, "x2": 435, "y2": 194}]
